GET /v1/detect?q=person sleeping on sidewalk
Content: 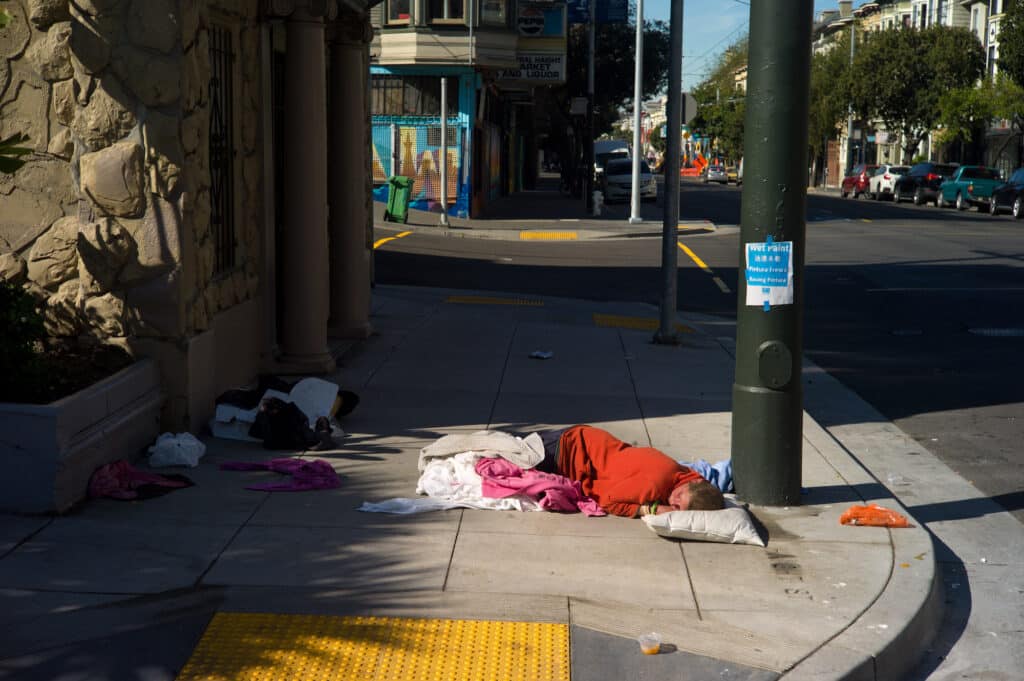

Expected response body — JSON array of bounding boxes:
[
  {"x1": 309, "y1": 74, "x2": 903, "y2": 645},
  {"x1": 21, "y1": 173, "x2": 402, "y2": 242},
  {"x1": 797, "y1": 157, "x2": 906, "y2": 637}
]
[{"x1": 533, "y1": 425, "x2": 725, "y2": 518}]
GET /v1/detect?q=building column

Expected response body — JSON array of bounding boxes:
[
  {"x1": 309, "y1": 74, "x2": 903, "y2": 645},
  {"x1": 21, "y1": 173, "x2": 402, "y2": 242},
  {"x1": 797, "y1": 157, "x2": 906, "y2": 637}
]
[
  {"x1": 327, "y1": 12, "x2": 372, "y2": 339},
  {"x1": 277, "y1": 0, "x2": 336, "y2": 372}
]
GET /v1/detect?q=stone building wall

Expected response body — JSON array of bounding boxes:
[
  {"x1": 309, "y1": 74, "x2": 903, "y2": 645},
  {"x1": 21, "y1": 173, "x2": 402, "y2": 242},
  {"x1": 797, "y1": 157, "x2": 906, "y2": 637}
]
[{"x1": 0, "y1": 0, "x2": 266, "y2": 429}]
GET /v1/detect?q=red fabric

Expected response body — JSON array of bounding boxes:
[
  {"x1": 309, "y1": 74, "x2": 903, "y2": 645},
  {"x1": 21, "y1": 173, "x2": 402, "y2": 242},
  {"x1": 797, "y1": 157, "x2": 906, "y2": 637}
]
[{"x1": 557, "y1": 425, "x2": 703, "y2": 517}]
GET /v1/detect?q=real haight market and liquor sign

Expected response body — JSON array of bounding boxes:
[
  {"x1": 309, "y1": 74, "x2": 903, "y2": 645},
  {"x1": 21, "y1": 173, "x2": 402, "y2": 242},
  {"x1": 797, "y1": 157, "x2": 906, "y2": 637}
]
[{"x1": 497, "y1": 53, "x2": 566, "y2": 83}]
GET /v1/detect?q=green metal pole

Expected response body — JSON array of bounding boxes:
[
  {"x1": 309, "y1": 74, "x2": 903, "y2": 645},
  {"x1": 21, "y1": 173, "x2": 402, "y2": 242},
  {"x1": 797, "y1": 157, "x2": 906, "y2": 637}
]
[{"x1": 731, "y1": 0, "x2": 812, "y2": 506}]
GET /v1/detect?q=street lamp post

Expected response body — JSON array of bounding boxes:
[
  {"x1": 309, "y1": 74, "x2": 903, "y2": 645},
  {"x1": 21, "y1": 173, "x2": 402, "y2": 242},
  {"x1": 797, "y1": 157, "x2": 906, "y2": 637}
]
[
  {"x1": 655, "y1": 0, "x2": 683, "y2": 344},
  {"x1": 628, "y1": 0, "x2": 644, "y2": 225},
  {"x1": 731, "y1": 0, "x2": 813, "y2": 506}
]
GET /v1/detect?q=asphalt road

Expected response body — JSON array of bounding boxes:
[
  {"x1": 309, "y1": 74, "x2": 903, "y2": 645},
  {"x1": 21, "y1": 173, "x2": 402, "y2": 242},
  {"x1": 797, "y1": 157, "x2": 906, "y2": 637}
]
[{"x1": 374, "y1": 179, "x2": 1024, "y2": 525}]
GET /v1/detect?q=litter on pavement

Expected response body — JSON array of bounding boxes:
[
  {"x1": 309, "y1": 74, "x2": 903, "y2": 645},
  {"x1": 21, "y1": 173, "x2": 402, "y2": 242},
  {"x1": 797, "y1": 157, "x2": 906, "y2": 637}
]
[
  {"x1": 88, "y1": 460, "x2": 193, "y2": 501},
  {"x1": 148, "y1": 432, "x2": 206, "y2": 468},
  {"x1": 210, "y1": 376, "x2": 357, "y2": 449},
  {"x1": 219, "y1": 458, "x2": 341, "y2": 492},
  {"x1": 840, "y1": 503, "x2": 910, "y2": 528}
]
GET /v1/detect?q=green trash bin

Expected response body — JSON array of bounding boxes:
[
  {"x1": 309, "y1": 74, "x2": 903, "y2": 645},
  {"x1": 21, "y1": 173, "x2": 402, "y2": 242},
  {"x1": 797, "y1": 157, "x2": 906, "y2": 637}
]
[{"x1": 384, "y1": 175, "x2": 413, "y2": 224}]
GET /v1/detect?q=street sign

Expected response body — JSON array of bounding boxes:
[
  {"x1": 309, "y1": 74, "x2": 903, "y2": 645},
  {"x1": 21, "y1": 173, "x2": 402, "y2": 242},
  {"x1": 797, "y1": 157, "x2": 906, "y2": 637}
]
[
  {"x1": 682, "y1": 92, "x2": 697, "y2": 124},
  {"x1": 596, "y1": 0, "x2": 627, "y2": 23}
]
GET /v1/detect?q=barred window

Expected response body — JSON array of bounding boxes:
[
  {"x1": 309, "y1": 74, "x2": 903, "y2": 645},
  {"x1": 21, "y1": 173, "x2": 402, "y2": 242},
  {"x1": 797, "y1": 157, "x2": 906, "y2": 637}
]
[
  {"x1": 208, "y1": 25, "x2": 236, "y2": 274},
  {"x1": 370, "y1": 76, "x2": 458, "y2": 116},
  {"x1": 429, "y1": 0, "x2": 464, "y2": 21}
]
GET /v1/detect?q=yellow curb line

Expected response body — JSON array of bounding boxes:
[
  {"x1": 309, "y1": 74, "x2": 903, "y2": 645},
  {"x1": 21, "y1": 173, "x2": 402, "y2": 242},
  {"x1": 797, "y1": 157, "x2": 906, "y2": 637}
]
[
  {"x1": 447, "y1": 295, "x2": 545, "y2": 307},
  {"x1": 373, "y1": 230, "x2": 413, "y2": 249},
  {"x1": 593, "y1": 313, "x2": 694, "y2": 334},
  {"x1": 519, "y1": 231, "x2": 578, "y2": 240}
]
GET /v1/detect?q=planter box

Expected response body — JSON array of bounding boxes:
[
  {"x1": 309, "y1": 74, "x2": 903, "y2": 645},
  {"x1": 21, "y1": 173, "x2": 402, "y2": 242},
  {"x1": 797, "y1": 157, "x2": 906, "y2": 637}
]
[{"x1": 0, "y1": 359, "x2": 163, "y2": 514}]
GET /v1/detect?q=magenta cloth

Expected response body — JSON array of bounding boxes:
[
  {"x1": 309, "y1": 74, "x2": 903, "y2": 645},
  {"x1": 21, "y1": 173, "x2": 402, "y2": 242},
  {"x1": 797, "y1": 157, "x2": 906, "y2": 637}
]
[
  {"x1": 88, "y1": 460, "x2": 190, "y2": 500},
  {"x1": 219, "y1": 458, "x2": 341, "y2": 492},
  {"x1": 475, "y1": 457, "x2": 606, "y2": 516}
]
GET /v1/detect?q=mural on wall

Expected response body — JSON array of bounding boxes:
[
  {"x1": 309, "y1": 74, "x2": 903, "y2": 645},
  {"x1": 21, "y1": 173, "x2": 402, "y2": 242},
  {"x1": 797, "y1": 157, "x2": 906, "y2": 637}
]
[{"x1": 370, "y1": 120, "x2": 467, "y2": 215}]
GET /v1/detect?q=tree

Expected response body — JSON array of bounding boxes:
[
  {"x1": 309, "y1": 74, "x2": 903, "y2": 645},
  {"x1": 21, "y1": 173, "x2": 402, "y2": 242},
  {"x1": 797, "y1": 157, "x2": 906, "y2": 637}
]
[
  {"x1": 850, "y1": 26, "x2": 985, "y2": 162},
  {"x1": 689, "y1": 37, "x2": 748, "y2": 159},
  {"x1": 648, "y1": 125, "x2": 665, "y2": 153},
  {"x1": 565, "y1": 17, "x2": 672, "y2": 137},
  {"x1": 998, "y1": 0, "x2": 1024, "y2": 88},
  {"x1": 935, "y1": 83, "x2": 995, "y2": 147},
  {"x1": 808, "y1": 31, "x2": 853, "y2": 161}
]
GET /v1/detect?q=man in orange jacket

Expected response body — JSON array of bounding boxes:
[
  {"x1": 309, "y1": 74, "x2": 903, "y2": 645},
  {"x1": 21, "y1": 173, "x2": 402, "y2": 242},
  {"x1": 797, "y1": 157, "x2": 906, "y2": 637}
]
[{"x1": 535, "y1": 425, "x2": 725, "y2": 518}]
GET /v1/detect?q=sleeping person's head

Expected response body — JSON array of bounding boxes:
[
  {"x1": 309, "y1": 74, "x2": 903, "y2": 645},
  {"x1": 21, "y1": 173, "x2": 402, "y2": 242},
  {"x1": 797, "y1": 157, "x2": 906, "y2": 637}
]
[{"x1": 669, "y1": 479, "x2": 725, "y2": 511}]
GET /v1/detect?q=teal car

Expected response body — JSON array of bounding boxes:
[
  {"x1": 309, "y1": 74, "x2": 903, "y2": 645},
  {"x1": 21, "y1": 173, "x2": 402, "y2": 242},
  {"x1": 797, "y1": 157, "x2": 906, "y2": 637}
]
[{"x1": 937, "y1": 166, "x2": 1002, "y2": 210}]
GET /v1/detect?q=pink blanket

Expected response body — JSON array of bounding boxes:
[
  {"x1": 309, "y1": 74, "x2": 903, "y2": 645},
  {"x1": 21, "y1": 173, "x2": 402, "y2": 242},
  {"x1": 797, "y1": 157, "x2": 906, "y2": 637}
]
[{"x1": 475, "y1": 458, "x2": 606, "y2": 516}]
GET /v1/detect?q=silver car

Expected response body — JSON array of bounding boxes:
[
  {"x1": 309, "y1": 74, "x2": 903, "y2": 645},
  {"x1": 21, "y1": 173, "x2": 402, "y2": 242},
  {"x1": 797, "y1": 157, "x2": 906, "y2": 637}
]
[
  {"x1": 601, "y1": 158, "x2": 657, "y2": 203},
  {"x1": 703, "y1": 164, "x2": 728, "y2": 184}
]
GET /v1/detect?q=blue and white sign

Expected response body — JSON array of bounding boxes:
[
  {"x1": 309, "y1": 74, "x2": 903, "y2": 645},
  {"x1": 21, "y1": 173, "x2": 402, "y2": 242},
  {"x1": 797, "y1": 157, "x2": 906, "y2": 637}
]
[{"x1": 745, "y1": 235, "x2": 793, "y2": 310}]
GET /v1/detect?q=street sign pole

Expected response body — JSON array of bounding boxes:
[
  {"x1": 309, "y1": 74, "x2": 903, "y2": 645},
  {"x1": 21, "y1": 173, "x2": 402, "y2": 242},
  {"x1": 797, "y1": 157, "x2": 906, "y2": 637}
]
[
  {"x1": 585, "y1": 0, "x2": 596, "y2": 214},
  {"x1": 628, "y1": 0, "x2": 644, "y2": 225},
  {"x1": 731, "y1": 0, "x2": 813, "y2": 506},
  {"x1": 655, "y1": 0, "x2": 683, "y2": 344},
  {"x1": 439, "y1": 76, "x2": 449, "y2": 227}
]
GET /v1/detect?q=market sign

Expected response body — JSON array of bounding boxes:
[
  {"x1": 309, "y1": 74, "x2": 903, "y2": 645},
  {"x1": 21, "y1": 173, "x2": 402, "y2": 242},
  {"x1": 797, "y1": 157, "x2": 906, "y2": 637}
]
[{"x1": 497, "y1": 53, "x2": 566, "y2": 83}]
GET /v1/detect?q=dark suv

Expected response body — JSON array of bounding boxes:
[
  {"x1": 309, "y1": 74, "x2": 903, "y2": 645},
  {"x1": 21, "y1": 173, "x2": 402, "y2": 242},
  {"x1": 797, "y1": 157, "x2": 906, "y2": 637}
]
[
  {"x1": 893, "y1": 162, "x2": 959, "y2": 205},
  {"x1": 989, "y1": 167, "x2": 1024, "y2": 219},
  {"x1": 841, "y1": 164, "x2": 879, "y2": 198}
]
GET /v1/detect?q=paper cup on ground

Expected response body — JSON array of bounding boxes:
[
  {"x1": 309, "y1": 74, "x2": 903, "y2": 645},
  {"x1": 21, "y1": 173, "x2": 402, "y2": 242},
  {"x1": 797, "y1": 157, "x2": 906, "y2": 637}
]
[{"x1": 637, "y1": 632, "x2": 661, "y2": 655}]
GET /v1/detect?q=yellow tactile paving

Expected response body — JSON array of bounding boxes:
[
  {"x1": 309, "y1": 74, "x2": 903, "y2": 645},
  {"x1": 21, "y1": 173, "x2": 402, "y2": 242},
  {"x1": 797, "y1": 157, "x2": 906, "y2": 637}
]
[
  {"x1": 446, "y1": 295, "x2": 545, "y2": 307},
  {"x1": 177, "y1": 613, "x2": 570, "y2": 681},
  {"x1": 519, "y1": 231, "x2": 578, "y2": 240},
  {"x1": 592, "y1": 313, "x2": 694, "y2": 334}
]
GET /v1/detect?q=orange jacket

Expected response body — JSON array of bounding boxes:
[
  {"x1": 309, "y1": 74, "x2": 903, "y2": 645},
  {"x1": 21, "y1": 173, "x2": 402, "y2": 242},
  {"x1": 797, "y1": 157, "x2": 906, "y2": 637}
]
[{"x1": 558, "y1": 425, "x2": 702, "y2": 517}]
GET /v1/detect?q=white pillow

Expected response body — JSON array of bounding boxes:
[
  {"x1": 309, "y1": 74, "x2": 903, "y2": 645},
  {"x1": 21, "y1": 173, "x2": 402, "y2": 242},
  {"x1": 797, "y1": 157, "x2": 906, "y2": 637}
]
[{"x1": 642, "y1": 498, "x2": 765, "y2": 547}]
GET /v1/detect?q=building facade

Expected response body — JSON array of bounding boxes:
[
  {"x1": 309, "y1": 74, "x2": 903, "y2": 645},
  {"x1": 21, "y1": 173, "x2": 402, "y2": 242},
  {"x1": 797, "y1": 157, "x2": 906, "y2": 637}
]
[
  {"x1": 369, "y1": 0, "x2": 567, "y2": 217},
  {"x1": 0, "y1": 0, "x2": 375, "y2": 431}
]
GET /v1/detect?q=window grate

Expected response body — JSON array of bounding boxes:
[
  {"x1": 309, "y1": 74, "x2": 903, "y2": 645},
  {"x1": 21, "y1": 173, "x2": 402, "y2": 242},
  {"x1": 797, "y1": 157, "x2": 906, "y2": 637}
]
[{"x1": 209, "y1": 25, "x2": 236, "y2": 275}]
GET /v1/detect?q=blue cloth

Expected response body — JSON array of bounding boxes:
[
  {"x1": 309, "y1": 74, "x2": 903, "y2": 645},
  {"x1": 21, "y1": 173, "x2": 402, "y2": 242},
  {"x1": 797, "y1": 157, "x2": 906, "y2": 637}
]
[{"x1": 678, "y1": 458, "x2": 733, "y2": 493}]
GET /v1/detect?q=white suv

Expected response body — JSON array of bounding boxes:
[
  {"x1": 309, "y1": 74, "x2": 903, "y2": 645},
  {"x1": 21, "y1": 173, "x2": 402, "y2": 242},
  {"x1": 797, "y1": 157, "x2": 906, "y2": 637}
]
[{"x1": 869, "y1": 164, "x2": 910, "y2": 200}]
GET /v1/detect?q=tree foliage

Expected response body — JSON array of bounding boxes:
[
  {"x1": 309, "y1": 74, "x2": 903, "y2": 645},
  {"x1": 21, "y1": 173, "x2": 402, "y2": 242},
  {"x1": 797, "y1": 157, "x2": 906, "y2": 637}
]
[
  {"x1": 935, "y1": 84, "x2": 995, "y2": 146},
  {"x1": 808, "y1": 31, "x2": 853, "y2": 156},
  {"x1": 689, "y1": 37, "x2": 748, "y2": 159},
  {"x1": 998, "y1": 0, "x2": 1024, "y2": 88},
  {"x1": 565, "y1": 18, "x2": 671, "y2": 136},
  {"x1": 850, "y1": 25, "x2": 985, "y2": 162}
]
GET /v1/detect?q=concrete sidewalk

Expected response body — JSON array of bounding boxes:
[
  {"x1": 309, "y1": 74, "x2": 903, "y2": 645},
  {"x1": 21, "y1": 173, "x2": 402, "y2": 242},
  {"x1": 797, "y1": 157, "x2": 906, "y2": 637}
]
[{"x1": 0, "y1": 285, "x2": 940, "y2": 680}]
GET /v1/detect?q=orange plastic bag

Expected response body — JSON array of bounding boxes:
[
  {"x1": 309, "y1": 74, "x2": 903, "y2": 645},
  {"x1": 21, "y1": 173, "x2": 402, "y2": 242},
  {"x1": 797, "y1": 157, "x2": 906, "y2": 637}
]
[{"x1": 839, "y1": 503, "x2": 909, "y2": 528}]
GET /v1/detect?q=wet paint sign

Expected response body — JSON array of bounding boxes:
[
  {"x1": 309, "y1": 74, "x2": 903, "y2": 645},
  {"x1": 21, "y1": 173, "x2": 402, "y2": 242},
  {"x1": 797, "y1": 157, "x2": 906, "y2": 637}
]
[{"x1": 745, "y1": 235, "x2": 793, "y2": 310}]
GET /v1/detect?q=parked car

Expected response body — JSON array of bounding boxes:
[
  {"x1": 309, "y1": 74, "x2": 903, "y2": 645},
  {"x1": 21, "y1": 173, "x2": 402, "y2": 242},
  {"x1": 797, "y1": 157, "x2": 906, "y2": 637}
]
[
  {"x1": 703, "y1": 164, "x2": 728, "y2": 184},
  {"x1": 893, "y1": 162, "x2": 958, "y2": 205},
  {"x1": 601, "y1": 158, "x2": 657, "y2": 203},
  {"x1": 841, "y1": 164, "x2": 879, "y2": 198},
  {"x1": 726, "y1": 166, "x2": 739, "y2": 183},
  {"x1": 868, "y1": 164, "x2": 910, "y2": 200},
  {"x1": 937, "y1": 166, "x2": 1003, "y2": 210},
  {"x1": 989, "y1": 167, "x2": 1024, "y2": 219}
]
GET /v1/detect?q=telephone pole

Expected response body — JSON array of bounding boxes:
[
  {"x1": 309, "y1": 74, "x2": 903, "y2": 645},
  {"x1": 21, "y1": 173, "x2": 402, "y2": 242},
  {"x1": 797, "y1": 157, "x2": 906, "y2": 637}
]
[{"x1": 731, "y1": 0, "x2": 813, "y2": 505}]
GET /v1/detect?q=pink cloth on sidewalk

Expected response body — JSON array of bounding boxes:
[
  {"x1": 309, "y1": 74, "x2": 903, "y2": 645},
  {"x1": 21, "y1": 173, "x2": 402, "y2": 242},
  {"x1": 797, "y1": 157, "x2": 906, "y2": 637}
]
[
  {"x1": 88, "y1": 460, "x2": 190, "y2": 500},
  {"x1": 475, "y1": 458, "x2": 606, "y2": 516},
  {"x1": 220, "y1": 458, "x2": 341, "y2": 492}
]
